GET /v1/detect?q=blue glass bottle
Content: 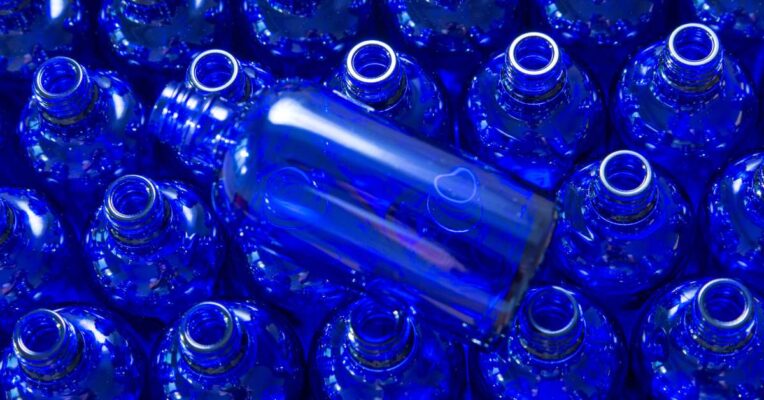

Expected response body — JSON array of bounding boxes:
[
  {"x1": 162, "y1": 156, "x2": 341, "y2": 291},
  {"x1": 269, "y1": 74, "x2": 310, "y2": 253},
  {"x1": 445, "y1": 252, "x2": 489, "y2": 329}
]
[
  {"x1": 534, "y1": 0, "x2": 666, "y2": 94},
  {"x1": 704, "y1": 152, "x2": 764, "y2": 294},
  {"x1": 471, "y1": 285, "x2": 626, "y2": 399},
  {"x1": 613, "y1": 23, "x2": 758, "y2": 206},
  {"x1": 149, "y1": 81, "x2": 558, "y2": 346},
  {"x1": 1, "y1": 306, "x2": 145, "y2": 399},
  {"x1": 634, "y1": 278, "x2": 764, "y2": 398},
  {"x1": 550, "y1": 150, "x2": 693, "y2": 311},
  {"x1": 325, "y1": 40, "x2": 451, "y2": 145},
  {"x1": 311, "y1": 295, "x2": 464, "y2": 399},
  {"x1": 84, "y1": 174, "x2": 225, "y2": 323},
  {"x1": 151, "y1": 301, "x2": 305, "y2": 399},
  {"x1": 464, "y1": 32, "x2": 605, "y2": 192},
  {"x1": 17, "y1": 56, "x2": 147, "y2": 228},
  {"x1": 240, "y1": 0, "x2": 373, "y2": 78}
]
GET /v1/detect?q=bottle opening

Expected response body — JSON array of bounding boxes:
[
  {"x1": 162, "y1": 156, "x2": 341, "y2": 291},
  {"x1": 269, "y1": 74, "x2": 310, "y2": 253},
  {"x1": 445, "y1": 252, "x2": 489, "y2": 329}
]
[
  {"x1": 190, "y1": 49, "x2": 240, "y2": 93},
  {"x1": 347, "y1": 40, "x2": 398, "y2": 84},
  {"x1": 13, "y1": 310, "x2": 66, "y2": 359},
  {"x1": 697, "y1": 279, "x2": 753, "y2": 329},
  {"x1": 35, "y1": 57, "x2": 84, "y2": 98},
  {"x1": 349, "y1": 302, "x2": 402, "y2": 345},
  {"x1": 346, "y1": 297, "x2": 415, "y2": 369},
  {"x1": 668, "y1": 23, "x2": 719, "y2": 66},
  {"x1": 599, "y1": 150, "x2": 652, "y2": 197},
  {"x1": 181, "y1": 302, "x2": 234, "y2": 353},
  {"x1": 508, "y1": 32, "x2": 559, "y2": 76},
  {"x1": 106, "y1": 175, "x2": 157, "y2": 222},
  {"x1": 526, "y1": 287, "x2": 579, "y2": 336}
]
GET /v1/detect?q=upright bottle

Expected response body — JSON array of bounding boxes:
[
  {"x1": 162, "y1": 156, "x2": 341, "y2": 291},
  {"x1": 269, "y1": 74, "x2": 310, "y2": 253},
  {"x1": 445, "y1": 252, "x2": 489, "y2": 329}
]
[
  {"x1": 534, "y1": 0, "x2": 666, "y2": 94},
  {"x1": 84, "y1": 175, "x2": 225, "y2": 323},
  {"x1": 549, "y1": 150, "x2": 693, "y2": 330},
  {"x1": 151, "y1": 301, "x2": 305, "y2": 399},
  {"x1": 613, "y1": 23, "x2": 758, "y2": 205},
  {"x1": 311, "y1": 295, "x2": 464, "y2": 399},
  {"x1": 381, "y1": 0, "x2": 520, "y2": 101},
  {"x1": 634, "y1": 278, "x2": 764, "y2": 398},
  {"x1": 17, "y1": 56, "x2": 147, "y2": 227},
  {"x1": 471, "y1": 285, "x2": 626, "y2": 399},
  {"x1": 0, "y1": 188, "x2": 85, "y2": 337},
  {"x1": 240, "y1": 0, "x2": 372, "y2": 78},
  {"x1": 325, "y1": 40, "x2": 451, "y2": 145},
  {"x1": 464, "y1": 32, "x2": 605, "y2": 192},
  {"x1": 149, "y1": 81, "x2": 558, "y2": 346},
  {"x1": 1, "y1": 307, "x2": 145, "y2": 399},
  {"x1": 704, "y1": 152, "x2": 764, "y2": 294}
]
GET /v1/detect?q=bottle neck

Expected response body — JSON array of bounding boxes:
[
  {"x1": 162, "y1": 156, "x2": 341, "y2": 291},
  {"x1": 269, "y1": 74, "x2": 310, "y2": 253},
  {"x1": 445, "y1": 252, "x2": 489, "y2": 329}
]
[
  {"x1": 188, "y1": 49, "x2": 253, "y2": 104},
  {"x1": 517, "y1": 286, "x2": 584, "y2": 361},
  {"x1": 13, "y1": 309, "x2": 83, "y2": 382},
  {"x1": 655, "y1": 23, "x2": 723, "y2": 99},
  {"x1": 500, "y1": 32, "x2": 567, "y2": 103},
  {"x1": 104, "y1": 175, "x2": 171, "y2": 246},
  {"x1": 685, "y1": 279, "x2": 755, "y2": 353},
  {"x1": 179, "y1": 302, "x2": 248, "y2": 374},
  {"x1": 342, "y1": 40, "x2": 408, "y2": 110},
  {"x1": 345, "y1": 297, "x2": 416, "y2": 370},
  {"x1": 268, "y1": 0, "x2": 318, "y2": 16},
  {"x1": 590, "y1": 150, "x2": 658, "y2": 224},
  {"x1": 33, "y1": 57, "x2": 97, "y2": 126}
]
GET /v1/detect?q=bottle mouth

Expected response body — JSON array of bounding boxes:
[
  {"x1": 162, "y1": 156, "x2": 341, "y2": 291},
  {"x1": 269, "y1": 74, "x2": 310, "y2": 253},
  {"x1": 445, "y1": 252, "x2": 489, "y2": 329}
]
[
  {"x1": 697, "y1": 279, "x2": 753, "y2": 330},
  {"x1": 13, "y1": 309, "x2": 68, "y2": 360},
  {"x1": 598, "y1": 150, "x2": 653, "y2": 197},
  {"x1": 525, "y1": 286, "x2": 580, "y2": 337},
  {"x1": 346, "y1": 297, "x2": 415, "y2": 369},
  {"x1": 668, "y1": 23, "x2": 720, "y2": 67},
  {"x1": 189, "y1": 49, "x2": 241, "y2": 93},
  {"x1": 34, "y1": 57, "x2": 85, "y2": 99},
  {"x1": 507, "y1": 32, "x2": 560, "y2": 77},
  {"x1": 180, "y1": 302, "x2": 235, "y2": 353},
  {"x1": 346, "y1": 40, "x2": 399, "y2": 85},
  {"x1": 105, "y1": 175, "x2": 158, "y2": 223}
]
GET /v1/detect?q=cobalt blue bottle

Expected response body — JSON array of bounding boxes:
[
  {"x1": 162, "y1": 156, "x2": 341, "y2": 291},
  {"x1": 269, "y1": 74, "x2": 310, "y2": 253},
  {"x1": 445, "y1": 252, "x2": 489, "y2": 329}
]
[
  {"x1": 1, "y1": 306, "x2": 145, "y2": 399},
  {"x1": 704, "y1": 152, "x2": 764, "y2": 294},
  {"x1": 17, "y1": 56, "x2": 147, "y2": 227},
  {"x1": 84, "y1": 174, "x2": 225, "y2": 323},
  {"x1": 151, "y1": 301, "x2": 305, "y2": 399},
  {"x1": 311, "y1": 295, "x2": 464, "y2": 399},
  {"x1": 550, "y1": 150, "x2": 693, "y2": 311},
  {"x1": 634, "y1": 278, "x2": 764, "y2": 398},
  {"x1": 240, "y1": 0, "x2": 373, "y2": 78},
  {"x1": 149, "y1": 81, "x2": 558, "y2": 346},
  {"x1": 464, "y1": 32, "x2": 604, "y2": 192},
  {"x1": 471, "y1": 285, "x2": 626, "y2": 399},
  {"x1": 613, "y1": 23, "x2": 758, "y2": 206},
  {"x1": 325, "y1": 40, "x2": 451, "y2": 144},
  {"x1": 0, "y1": 188, "x2": 83, "y2": 337},
  {"x1": 534, "y1": 0, "x2": 666, "y2": 94}
]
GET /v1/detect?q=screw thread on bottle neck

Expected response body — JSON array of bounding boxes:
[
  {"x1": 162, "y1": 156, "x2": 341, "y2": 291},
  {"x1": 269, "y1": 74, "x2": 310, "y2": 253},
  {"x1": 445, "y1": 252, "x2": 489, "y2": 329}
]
[
  {"x1": 104, "y1": 175, "x2": 170, "y2": 245},
  {"x1": 686, "y1": 279, "x2": 755, "y2": 353},
  {"x1": 13, "y1": 309, "x2": 83, "y2": 382},
  {"x1": 179, "y1": 302, "x2": 248, "y2": 374},
  {"x1": 343, "y1": 40, "x2": 407, "y2": 110},
  {"x1": 500, "y1": 32, "x2": 567, "y2": 103},
  {"x1": 33, "y1": 57, "x2": 96, "y2": 124},
  {"x1": 657, "y1": 23, "x2": 723, "y2": 95},
  {"x1": 517, "y1": 286, "x2": 584, "y2": 361},
  {"x1": 345, "y1": 297, "x2": 416, "y2": 370},
  {"x1": 591, "y1": 150, "x2": 658, "y2": 224},
  {"x1": 187, "y1": 49, "x2": 252, "y2": 104}
]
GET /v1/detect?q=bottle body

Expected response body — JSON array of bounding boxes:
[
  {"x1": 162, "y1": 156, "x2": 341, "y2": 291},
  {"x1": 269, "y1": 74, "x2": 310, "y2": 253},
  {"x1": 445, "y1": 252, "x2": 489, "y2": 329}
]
[
  {"x1": 310, "y1": 295, "x2": 465, "y2": 399},
  {"x1": 1, "y1": 306, "x2": 145, "y2": 399},
  {"x1": 151, "y1": 301, "x2": 305, "y2": 399},
  {"x1": 471, "y1": 285, "x2": 626, "y2": 399},
  {"x1": 633, "y1": 278, "x2": 764, "y2": 398},
  {"x1": 85, "y1": 175, "x2": 225, "y2": 323}
]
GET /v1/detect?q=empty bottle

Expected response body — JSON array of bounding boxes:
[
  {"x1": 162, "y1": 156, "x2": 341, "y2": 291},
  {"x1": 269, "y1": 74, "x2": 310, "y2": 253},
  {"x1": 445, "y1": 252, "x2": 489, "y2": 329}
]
[
  {"x1": 634, "y1": 278, "x2": 764, "y2": 398},
  {"x1": 1, "y1": 306, "x2": 145, "y2": 399},
  {"x1": 84, "y1": 174, "x2": 225, "y2": 323},
  {"x1": 464, "y1": 32, "x2": 605, "y2": 192},
  {"x1": 151, "y1": 301, "x2": 305, "y2": 399},
  {"x1": 311, "y1": 295, "x2": 464, "y2": 399},
  {"x1": 704, "y1": 152, "x2": 764, "y2": 294},
  {"x1": 0, "y1": 188, "x2": 85, "y2": 337},
  {"x1": 550, "y1": 150, "x2": 693, "y2": 310},
  {"x1": 325, "y1": 40, "x2": 451, "y2": 145},
  {"x1": 471, "y1": 285, "x2": 626, "y2": 399},
  {"x1": 149, "y1": 81, "x2": 558, "y2": 346},
  {"x1": 533, "y1": 0, "x2": 666, "y2": 94},
  {"x1": 17, "y1": 56, "x2": 147, "y2": 227},
  {"x1": 240, "y1": 0, "x2": 372, "y2": 78},
  {"x1": 613, "y1": 23, "x2": 758, "y2": 205}
]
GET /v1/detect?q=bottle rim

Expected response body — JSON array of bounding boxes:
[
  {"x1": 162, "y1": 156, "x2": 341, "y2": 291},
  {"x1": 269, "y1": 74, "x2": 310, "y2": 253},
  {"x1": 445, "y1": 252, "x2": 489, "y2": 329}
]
[
  {"x1": 696, "y1": 278, "x2": 753, "y2": 330},
  {"x1": 598, "y1": 150, "x2": 653, "y2": 197},
  {"x1": 34, "y1": 57, "x2": 86, "y2": 99},
  {"x1": 105, "y1": 175, "x2": 158, "y2": 223},
  {"x1": 180, "y1": 302, "x2": 236, "y2": 354},
  {"x1": 667, "y1": 23, "x2": 720, "y2": 68},
  {"x1": 346, "y1": 40, "x2": 399, "y2": 85},
  {"x1": 507, "y1": 32, "x2": 560, "y2": 77},
  {"x1": 13, "y1": 309, "x2": 68, "y2": 360},
  {"x1": 189, "y1": 49, "x2": 242, "y2": 93},
  {"x1": 525, "y1": 286, "x2": 580, "y2": 337}
]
